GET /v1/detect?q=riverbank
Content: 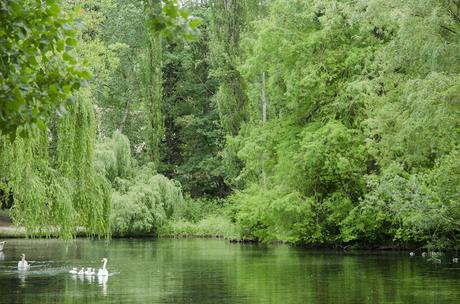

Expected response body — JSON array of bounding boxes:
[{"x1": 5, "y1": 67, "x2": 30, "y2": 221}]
[
  {"x1": 0, "y1": 210, "x2": 437, "y2": 251},
  {"x1": 0, "y1": 225, "x2": 427, "y2": 252},
  {"x1": 0, "y1": 225, "x2": 89, "y2": 239}
]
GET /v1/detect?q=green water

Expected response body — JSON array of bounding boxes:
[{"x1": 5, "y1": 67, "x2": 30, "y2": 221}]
[{"x1": 0, "y1": 239, "x2": 459, "y2": 303}]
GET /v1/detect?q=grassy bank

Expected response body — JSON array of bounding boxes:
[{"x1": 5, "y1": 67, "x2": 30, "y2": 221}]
[{"x1": 158, "y1": 215, "x2": 241, "y2": 240}]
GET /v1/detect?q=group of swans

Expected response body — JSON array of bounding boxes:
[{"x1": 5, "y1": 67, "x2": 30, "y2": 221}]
[
  {"x1": 69, "y1": 267, "x2": 96, "y2": 276},
  {"x1": 15, "y1": 253, "x2": 109, "y2": 276},
  {"x1": 69, "y1": 258, "x2": 109, "y2": 277}
]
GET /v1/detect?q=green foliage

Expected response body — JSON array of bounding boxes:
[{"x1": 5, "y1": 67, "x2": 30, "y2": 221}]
[
  {"x1": 160, "y1": 4, "x2": 228, "y2": 197},
  {"x1": 95, "y1": 131, "x2": 183, "y2": 237},
  {"x1": 95, "y1": 130, "x2": 132, "y2": 182},
  {"x1": 208, "y1": 0, "x2": 258, "y2": 135},
  {"x1": 56, "y1": 90, "x2": 111, "y2": 237},
  {"x1": 112, "y1": 130, "x2": 132, "y2": 177},
  {"x1": 0, "y1": 0, "x2": 200, "y2": 239},
  {"x1": 341, "y1": 165, "x2": 434, "y2": 244},
  {"x1": 179, "y1": 197, "x2": 225, "y2": 223},
  {"x1": 219, "y1": 0, "x2": 460, "y2": 248},
  {"x1": 110, "y1": 165, "x2": 184, "y2": 237},
  {"x1": 0, "y1": 90, "x2": 110, "y2": 239},
  {"x1": 366, "y1": 73, "x2": 460, "y2": 170},
  {"x1": 158, "y1": 215, "x2": 239, "y2": 239},
  {"x1": 0, "y1": 0, "x2": 89, "y2": 136},
  {"x1": 158, "y1": 195, "x2": 240, "y2": 239},
  {"x1": 2, "y1": 0, "x2": 459, "y2": 248},
  {"x1": 147, "y1": 0, "x2": 202, "y2": 42}
]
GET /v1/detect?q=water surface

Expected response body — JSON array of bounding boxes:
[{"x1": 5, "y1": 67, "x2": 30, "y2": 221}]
[{"x1": 0, "y1": 239, "x2": 459, "y2": 303}]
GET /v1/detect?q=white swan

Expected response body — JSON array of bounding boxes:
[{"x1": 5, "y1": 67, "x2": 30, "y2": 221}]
[
  {"x1": 84, "y1": 267, "x2": 91, "y2": 275},
  {"x1": 97, "y1": 258, "x2": 108, "y2": 276},
  {"x1": 85, "y1": 267, "x2": 96, "y2": 276},
  {"x1": 17, "y1": 254, "x2": 30, "y2": 271},
  {"x1": 77, "y1": 267, "x2": 85, "y2": 275},
  {"x1": 69, "y1": 267, "x2": 78, "y2": 275},
  {"x1": 0, "y1": 241, "x2": 6, "y2": 251}
]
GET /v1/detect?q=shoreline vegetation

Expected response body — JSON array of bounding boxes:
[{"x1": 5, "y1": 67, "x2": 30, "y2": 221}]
[
  {"x1": 0, "y1": 205, "x2": 451, "y2": 252},
  {"x1": 0, "y1": 227, "x2": 437, "y2": 252},
  {"x1": 0, "y1": 217, "x2": 434, "y2": 252}
]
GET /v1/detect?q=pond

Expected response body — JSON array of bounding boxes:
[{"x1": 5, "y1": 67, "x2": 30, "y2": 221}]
[{"x1": 0, "y1": 239, "x2": 459, "y2": 303}]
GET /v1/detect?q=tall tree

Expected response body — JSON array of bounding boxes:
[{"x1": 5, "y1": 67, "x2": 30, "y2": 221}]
[
  {"x1": 209, "y1": 0, "x2": 250, "y2": 135},
  {"x1": 160, "y1": 2, "x2": 228, "y2": 197},
  {"x1": 144, "y1": 0, "x2": 164, "y2": 167}
]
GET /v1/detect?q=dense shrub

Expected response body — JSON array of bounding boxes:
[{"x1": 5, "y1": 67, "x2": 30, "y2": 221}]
[
  {"x1": 95, "y1": 132, "x2": 183, "y2": 236},
  {"x1": 110, "y1": 167, "x2": 184, "y2": 236}
]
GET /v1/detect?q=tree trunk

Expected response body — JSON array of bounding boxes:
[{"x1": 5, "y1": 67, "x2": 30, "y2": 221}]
[
  {"x1": 119, "y1": 97, "x2": 132, "y2": 133},
  {"x1": 260, "y1": 71, "x2": 268, "y2": 188}
]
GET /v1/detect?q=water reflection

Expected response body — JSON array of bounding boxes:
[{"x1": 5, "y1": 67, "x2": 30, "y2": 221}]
[
  {"x1": 0, "y1": 239, "x2": 459, "y2": 304},
  {"x1": 84, "y1": 274, "x2": 94, "y2": 284},
  {"x1": 97, "y1": 275, "x2": 108, "y2": 296},
  {"x1": 18, "y1": 271, "x2": 27, "y2": 287},
  {"x1": 0, "y1": 252, "x2": 4, "y2": 261},
  {"x1": 70, "y1": 271, "x2": 108, "y2": 295}
]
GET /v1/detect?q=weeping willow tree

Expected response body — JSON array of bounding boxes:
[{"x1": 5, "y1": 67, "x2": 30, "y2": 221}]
[
  {"x1": 0, "y1": 131, "x2": 56, "y2": 236},
  {"x1": 0, "y1": 89, "x2": 110, "y2": 239},
  {"x1": 110, "y1": 168, "x2": 184, "y2": 237},
  {"x1": 0, "y1": 0, "x2": 204, "y2": 239},
  {"x1": 94, "y1": 130, "x2": 184, "y2": 237},
  {"x1": 56, "y1": 89, "x2": 111, "y2": 237}
]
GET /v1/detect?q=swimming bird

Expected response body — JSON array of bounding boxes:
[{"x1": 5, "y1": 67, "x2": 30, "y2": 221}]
[
  {"x1": 97, "y1": 258, "x2": 108, "y2": 276},
  {"x1": 421, "y1": 252, "x2": 427, "y2": 258},
  {"x1": 77, "y1": 267, "x2": 85, "y2": 275},
  {"x1": 409, "y1": 252, "x2": 415, "y2": 257},
  {"x1": 17, "y1": 254, "x2": 30, "y2": 271},
  {"x1": 453, "y1": 257, "x2": 458, "y2": 263},
  {"x1": 85, "y1": 267, "x2": 95, "y2": 276},
  {"x1": 69, "y1": 267, "x2": 78, "y2": 275},
  {"x1": 0, "y1": 241, "x2": 6, "y2": 251}
]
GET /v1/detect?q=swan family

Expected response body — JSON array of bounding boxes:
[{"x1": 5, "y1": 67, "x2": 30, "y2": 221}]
[
  {"x1": 11, "y1": 252, "x2": 109, "y2": 276},
  {"x1": 0, "y1": 242, "x2": 110, "y2": 276},
  {"x1": 69, "y1": 258, "x2": 109, "y2": 277}
]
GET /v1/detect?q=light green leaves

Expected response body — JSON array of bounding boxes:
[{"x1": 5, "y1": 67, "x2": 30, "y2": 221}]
[{"x1": 0, "y1": 0, "x2": 90, "y2": 137}]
